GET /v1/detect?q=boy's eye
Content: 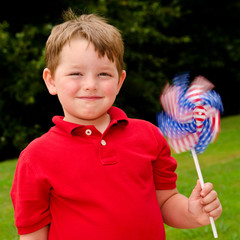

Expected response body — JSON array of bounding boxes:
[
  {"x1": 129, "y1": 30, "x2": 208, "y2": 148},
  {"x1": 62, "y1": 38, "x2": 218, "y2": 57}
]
[
  {"x1": 99, "y1": 72, "x2": 111, "y2": 77},
  {"x1": 69, "y1": 72, "x2": 82, "y2": 76}
]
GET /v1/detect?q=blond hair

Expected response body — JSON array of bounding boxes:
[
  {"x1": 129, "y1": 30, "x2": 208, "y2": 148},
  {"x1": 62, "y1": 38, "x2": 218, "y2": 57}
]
[{"x1": 45, "y1": 9, "x2": 124, "y2": 76}]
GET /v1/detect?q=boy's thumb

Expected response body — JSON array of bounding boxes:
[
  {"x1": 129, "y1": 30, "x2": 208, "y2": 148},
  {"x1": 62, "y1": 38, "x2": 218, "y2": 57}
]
[{"x1": 190, "y1": 180, "x2": 203, "y2": 200}]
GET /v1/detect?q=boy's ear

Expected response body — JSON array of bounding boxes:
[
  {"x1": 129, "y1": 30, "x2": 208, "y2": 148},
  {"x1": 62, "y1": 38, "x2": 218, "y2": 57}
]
[
  {"x1": 42, "y1": 68, "x2": 57, "y2": 95},
  {"x1": 117, "y1": 70, "x2": 126, "y2": 94}
]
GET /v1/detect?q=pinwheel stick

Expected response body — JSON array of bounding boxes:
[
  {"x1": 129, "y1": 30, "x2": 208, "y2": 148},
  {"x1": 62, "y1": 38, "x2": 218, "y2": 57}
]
[{"x1": 191, "y1": 148, "x2": 218, "y2": 238}]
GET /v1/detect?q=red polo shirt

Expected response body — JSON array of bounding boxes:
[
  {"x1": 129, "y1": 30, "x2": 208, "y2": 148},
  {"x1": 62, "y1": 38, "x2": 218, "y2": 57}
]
[{"x1": 11, "y1": 107, "x2": 177, "y2": 240}]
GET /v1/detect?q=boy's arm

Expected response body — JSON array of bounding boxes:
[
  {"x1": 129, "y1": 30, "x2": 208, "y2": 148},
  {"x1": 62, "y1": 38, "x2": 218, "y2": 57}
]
[
  {"x1": 156, "y1": 180, "x2": 222, "y2": 228},
  {"x1": 19, "y1": 225, "x2": 49, "y2": 240}
]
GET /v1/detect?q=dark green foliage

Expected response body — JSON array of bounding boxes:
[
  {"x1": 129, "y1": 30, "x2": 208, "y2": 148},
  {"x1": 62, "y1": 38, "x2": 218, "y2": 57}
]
[
  {"x1": 0, "y1": 0, "x2": 240, "y2": 160},
  {"x1": 0, "y1": 22, "x2": 57, "y2": 159}
]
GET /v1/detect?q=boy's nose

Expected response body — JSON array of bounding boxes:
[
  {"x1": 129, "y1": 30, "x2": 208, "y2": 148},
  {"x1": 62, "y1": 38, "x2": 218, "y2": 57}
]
[{"x1": 83, "y1": 76, "x2": 97, "y2": 91}]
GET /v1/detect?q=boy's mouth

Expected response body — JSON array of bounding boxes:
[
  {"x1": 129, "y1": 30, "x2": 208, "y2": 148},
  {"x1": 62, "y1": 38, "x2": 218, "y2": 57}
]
[{"x1": 77, "y1": 96, "x2": 103, "y2": 101}]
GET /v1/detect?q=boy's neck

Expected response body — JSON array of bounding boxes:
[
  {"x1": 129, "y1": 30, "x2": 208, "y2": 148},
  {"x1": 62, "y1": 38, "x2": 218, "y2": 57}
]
[
  {"x1": 93, "y1": 113, "x2": 111, "y2": 134},
  {"x1": 63, "y1": 113, "x2": 111, "y2": 134}
]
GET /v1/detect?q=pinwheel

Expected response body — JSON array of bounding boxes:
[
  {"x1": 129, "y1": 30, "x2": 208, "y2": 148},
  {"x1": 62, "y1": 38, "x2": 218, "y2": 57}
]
[{"x1": 157, "y1": 72, "x2": 223, "y2": 238}]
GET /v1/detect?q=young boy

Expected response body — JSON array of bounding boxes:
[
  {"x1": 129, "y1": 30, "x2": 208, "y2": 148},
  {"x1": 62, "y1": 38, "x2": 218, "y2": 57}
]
[{"x1": 11, "y1": 9, "x2": 222, "y2": 240}]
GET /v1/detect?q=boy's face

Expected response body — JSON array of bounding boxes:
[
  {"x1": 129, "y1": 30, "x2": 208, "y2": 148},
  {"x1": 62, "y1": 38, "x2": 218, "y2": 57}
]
[{"x1": 43, "y1": 38, "x2": 126, "y2": 126}]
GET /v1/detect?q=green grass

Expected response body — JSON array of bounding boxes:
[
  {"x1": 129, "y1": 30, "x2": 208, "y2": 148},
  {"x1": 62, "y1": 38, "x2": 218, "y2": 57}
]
[
  {"x1": 0, "y1": 159, "x2": 18, "y2": 239},
  {"x1": 1, "y1": 115, "x2": 240, "y2": 239}
]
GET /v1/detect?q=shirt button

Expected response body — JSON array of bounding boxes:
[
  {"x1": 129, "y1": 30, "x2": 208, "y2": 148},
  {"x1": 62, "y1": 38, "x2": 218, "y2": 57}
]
[
  {"x1": 85, "y1": 129, "x2": 92, "y2": 136},
  {"x1": 101, "y1": 139, "x2": 107, "y2": 146}
]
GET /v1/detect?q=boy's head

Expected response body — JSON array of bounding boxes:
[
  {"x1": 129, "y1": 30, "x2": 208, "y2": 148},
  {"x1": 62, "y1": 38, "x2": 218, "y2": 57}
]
[{"x1": 45, "y1": 9, "x2": 124, "y2": 77}]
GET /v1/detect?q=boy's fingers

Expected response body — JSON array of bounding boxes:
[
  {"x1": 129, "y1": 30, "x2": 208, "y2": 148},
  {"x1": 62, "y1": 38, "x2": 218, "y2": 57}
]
[
  {"x1": 200, "y1": 182, "x2": 213, "y2": 197},
  {"x1": 209, "y1": 205, "x2": 223, "y2": 220},
  {"x1": 201, "y1": 190, "x2": 218, "y2": 204},
  {"x1": 204, "y1": 200, "x2": 222, "y2": 219},
  {"x1": 203, "y1": 197, "x2": 220, "y2": 212}
]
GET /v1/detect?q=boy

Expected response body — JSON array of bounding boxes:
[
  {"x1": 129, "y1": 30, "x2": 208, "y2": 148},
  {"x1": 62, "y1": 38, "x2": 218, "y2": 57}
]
[{"x1": 11, "y1": 9, "x2": 222, "y2": 240}]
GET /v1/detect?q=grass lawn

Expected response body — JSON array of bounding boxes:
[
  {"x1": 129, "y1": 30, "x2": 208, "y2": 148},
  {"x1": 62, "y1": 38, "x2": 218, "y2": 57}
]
[
  {"x1": 0, "y1": 159, "x2": 18, "y2": 239},
  {"x1": 1, "y1": 115, "x2": 240, "y2": 239}
]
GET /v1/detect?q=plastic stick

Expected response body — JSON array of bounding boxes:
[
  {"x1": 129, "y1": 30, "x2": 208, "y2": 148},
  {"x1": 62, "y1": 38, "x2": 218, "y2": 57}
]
[{"x1": 191, "y1": 148, "x2": 218, "y2": 238}]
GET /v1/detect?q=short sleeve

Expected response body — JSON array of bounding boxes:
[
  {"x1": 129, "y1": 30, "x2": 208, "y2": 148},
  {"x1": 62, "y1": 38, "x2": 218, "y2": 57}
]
[
  {"x1": 152, "y1": 129, "x2": 177, "y2": 190},
  {"x1": 10, "y1": 150, "x2": 52, "y2": 234}
]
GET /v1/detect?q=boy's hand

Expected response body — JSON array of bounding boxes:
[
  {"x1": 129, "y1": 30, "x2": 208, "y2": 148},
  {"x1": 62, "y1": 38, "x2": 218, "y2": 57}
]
[{"x1": 188, "y1": 180, "x2": 222, "y2": 226}]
